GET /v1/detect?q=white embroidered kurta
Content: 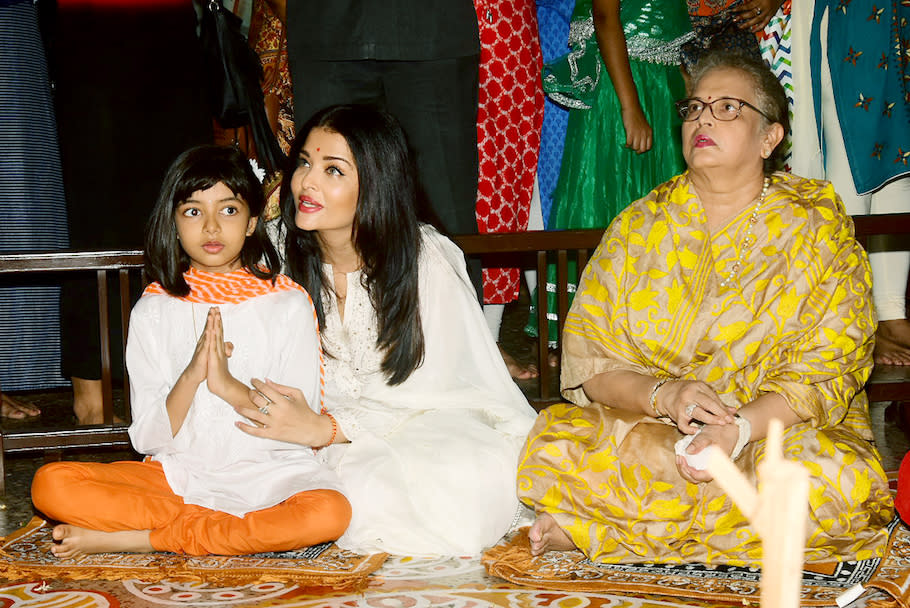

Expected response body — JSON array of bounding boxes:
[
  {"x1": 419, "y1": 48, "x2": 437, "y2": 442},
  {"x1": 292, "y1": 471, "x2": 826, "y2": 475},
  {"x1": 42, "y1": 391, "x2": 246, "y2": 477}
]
[
  {"x1": 127, "y1": 285, "x2": 342, "y2": 518},
  {"x1": 319, "y1": 226, "x2": 537, "y2": 555}
]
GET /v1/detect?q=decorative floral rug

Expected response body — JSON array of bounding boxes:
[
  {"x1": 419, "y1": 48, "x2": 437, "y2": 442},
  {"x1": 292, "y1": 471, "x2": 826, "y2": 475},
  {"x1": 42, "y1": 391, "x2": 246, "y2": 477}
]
[
  {"x1": 1, "y1": 517, "x2": 907, "y2": 607},
  {"x1": 0, "y1": 546, "x2": 905, "y2": 607},
  {"x1": 482, "y1": 521, "x2": 910, "y2": 607},
  {"x1": 0, "y1": 517, "x2": 387, "y2": 589}
]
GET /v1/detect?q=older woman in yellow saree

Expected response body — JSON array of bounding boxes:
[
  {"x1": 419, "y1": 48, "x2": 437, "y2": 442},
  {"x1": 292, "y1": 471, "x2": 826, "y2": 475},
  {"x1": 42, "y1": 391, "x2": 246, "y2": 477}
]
[{"x1": 517, "y1": 50, "x2": 894, "y2": 566}]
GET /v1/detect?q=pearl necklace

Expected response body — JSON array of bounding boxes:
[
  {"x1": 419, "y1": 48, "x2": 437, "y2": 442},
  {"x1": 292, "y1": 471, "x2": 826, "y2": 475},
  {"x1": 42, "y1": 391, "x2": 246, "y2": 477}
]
[{"x1": 719, "y1": 177, "x2": 770, "y2": 289}]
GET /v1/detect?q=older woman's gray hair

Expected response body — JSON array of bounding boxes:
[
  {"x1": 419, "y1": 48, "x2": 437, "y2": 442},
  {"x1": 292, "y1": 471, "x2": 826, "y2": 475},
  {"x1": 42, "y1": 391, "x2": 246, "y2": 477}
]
[{"x1": 688, "y1": 50, "x2": 789, "y2": 173}]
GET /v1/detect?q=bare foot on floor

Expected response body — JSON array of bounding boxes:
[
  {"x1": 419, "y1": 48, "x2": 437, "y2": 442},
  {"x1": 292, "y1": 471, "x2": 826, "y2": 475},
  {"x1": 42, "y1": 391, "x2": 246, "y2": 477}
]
[
  {"x1": 72, "y1": 377, "x2": 124, "y2": 425},
  {"x1": 879, "y1": 319, "x2": 910, "y2": 346},
  {"x1": 51, "y1": 524, "x2": 154, "y2": 559},
  {"x1": 73, "y1": 376, "x2": 104, "y2": 424},
  {"x1": 527, "y1": 513, "x2": 576, "y2": 556},
  {"x1": 874, "y1": 325, "x2": 910, "y2": 366},
  {"x1": 499, "y1": 344, "x2": 539, "y2": 380},
  {"x1": 0, "y1": 393, "x2": 40, "y2": 419},
  {"x1": 548, "y1": 350, "x2": 560, "y2": 368}
]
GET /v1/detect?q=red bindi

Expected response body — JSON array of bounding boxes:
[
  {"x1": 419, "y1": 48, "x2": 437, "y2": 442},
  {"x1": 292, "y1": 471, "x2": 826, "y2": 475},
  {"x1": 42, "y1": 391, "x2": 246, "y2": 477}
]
[{"x1": 316, "y1": 147, "x2": 320, "y2": 152}]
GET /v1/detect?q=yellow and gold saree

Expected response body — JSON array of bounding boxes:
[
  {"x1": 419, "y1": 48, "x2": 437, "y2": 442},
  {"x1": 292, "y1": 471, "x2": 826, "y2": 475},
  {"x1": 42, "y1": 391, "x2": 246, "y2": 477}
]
[{"x1": 517, "y1": 172, "x2": 893, "y2": 565}]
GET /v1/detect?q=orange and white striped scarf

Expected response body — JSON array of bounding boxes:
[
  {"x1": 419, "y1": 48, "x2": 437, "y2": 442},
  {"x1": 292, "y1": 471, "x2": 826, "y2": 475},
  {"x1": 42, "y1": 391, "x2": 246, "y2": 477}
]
[
  {"x1": 143, "y1": 267, "x2": 305, "y2": 303},
  {"x1": 143, "y1": 267, "x2": 326, "y2": 415}
]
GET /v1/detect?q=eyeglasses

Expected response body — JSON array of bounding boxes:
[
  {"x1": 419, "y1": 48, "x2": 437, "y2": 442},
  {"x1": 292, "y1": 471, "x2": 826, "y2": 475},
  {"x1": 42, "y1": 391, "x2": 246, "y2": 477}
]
[{"x1": 675, "y1": 97, "x2": 773, "y2": 123}]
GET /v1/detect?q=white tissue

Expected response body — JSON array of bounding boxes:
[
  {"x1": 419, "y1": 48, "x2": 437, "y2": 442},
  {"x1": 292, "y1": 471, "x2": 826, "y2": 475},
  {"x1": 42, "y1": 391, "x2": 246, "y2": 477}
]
[{"x1": 674, "y1": 433, "x2": 711, "y2": 471}]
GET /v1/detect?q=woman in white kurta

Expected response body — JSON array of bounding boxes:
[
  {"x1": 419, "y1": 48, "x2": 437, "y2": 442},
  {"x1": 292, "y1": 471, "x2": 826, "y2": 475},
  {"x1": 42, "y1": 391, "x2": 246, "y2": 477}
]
[
  {"x1": 235, "y1": 105, "x2": 537, "y2": 556},
  {"x1": 32, "y1": 145, "x2": 350, "y2": 557}
]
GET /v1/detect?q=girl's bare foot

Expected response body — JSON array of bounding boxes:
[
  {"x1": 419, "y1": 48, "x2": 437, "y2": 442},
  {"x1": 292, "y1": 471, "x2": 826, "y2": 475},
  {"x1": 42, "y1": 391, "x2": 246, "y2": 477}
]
[
  {"x1": 51, "y1": 524, "x2": 153, "y2": 559},
  {"x1": 0, "y1": 393, "x2": 40, "y2": 419},
  {"x1": 527, "y1": 512, "x2": 576, "y2": 556},
  {"x1": 874, "y1": 333, "x2": 910, "y2": 366}
]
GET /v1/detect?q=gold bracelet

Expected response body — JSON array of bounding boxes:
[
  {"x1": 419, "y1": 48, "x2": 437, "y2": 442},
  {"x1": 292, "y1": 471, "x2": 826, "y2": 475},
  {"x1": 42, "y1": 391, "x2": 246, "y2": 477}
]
[{"x1": 648, "y1": 378, "x2": 671, "y2": 417}]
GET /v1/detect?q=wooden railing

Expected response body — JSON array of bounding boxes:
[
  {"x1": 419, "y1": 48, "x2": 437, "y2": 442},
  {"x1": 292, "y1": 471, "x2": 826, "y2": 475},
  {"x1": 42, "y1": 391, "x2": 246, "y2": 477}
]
[
  {"x1": 0, "y1": 211, "x2": 907, "y2": 491},
  {"x1": 454, "y1": 212, "x2": 910, "y2": 407},
  {"x1": 0, "y1": 250, "x2": 143, "y2": 492}
]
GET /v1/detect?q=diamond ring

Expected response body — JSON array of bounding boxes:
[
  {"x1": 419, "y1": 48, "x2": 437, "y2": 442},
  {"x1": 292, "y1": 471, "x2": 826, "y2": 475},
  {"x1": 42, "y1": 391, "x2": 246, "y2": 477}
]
[
  {"x1": 684, "y1": 403, "x2": 698, "y2": 417},
  {"x1": 259, "y1": 405, "x2": 270, "y2": 416},
  {"x1": 756, "y1": 7, "x2": 761, "y2": 15}
]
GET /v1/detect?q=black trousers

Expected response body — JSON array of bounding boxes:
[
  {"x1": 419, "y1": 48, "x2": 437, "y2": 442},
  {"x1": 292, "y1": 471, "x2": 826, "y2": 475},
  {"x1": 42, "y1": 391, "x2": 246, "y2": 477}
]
[
  {"x1": 289, "y1": 57, "x2": 483, "y2": 298},
  {"x1": 54, "y1": 6, "x2": 212, "y2": 379}
]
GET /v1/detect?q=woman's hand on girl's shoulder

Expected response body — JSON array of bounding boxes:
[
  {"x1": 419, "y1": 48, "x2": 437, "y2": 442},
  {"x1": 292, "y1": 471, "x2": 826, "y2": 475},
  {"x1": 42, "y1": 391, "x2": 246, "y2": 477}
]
[{"x1": 234, "y1": 378, "x2": 325, "y2": 446}]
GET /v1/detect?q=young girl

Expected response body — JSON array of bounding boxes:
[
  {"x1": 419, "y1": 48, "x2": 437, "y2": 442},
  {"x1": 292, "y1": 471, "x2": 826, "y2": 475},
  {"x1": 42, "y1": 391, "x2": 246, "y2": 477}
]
[
  {"x1": 232, "y1": 105, "x2": 537, "y2": 556},
  {"x1": 31, "y1": 145, "x2": 350, "y2": 557}
]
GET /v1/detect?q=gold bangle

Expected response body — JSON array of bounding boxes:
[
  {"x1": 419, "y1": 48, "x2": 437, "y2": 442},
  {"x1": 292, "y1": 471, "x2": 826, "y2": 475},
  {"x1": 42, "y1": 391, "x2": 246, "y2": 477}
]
[{"x1": 648, "y1": 378, "x2": 671, "y2": 417}]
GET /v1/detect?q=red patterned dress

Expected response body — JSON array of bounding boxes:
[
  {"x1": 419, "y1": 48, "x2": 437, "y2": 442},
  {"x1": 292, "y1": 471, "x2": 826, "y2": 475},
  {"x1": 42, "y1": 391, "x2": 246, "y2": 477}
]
[{"x1": 474, "y1": 0, "x2": 545, "y2": 304}]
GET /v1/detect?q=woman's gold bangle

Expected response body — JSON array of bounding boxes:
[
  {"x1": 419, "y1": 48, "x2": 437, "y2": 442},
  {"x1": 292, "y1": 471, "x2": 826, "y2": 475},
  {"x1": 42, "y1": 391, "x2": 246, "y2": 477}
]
[{"x1": 648, "y1": 378, "x2": 671, "y2": 417}]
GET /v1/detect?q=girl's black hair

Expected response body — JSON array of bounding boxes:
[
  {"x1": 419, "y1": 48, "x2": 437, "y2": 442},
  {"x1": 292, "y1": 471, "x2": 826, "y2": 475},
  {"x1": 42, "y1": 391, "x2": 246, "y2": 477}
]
[
  {"x1": 280, "y1": 104, "x2": 424, "y2": 385},
  {"x1": 145, "y1": 144, "x2": 280, "y2": 296}
]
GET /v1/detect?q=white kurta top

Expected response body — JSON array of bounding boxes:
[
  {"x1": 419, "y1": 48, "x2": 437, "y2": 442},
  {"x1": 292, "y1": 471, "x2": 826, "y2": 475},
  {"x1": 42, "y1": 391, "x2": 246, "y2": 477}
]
[
  {"x1": 127, "y1": 282, "x2": 342, "y2": 517},
  {"x1": 319, "y1": 225, "x2": 537, "y2": 555}
]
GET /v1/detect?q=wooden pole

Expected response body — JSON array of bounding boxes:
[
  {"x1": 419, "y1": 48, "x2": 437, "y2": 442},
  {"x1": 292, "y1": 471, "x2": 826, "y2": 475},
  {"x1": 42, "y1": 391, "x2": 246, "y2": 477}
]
[{"x1": 707, "y1": 419, "x2": 809, "y2": 608}]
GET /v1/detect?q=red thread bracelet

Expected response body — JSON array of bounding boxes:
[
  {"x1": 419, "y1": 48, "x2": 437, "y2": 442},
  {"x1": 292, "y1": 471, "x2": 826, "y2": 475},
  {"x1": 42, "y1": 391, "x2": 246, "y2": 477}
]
[{"x1": 317, "y1": 412, "x2": 337, "y2": 449}]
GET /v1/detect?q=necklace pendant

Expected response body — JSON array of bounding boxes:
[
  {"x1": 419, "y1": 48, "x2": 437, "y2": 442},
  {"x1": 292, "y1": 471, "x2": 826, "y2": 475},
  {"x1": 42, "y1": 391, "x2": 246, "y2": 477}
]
[{"x1": 718, "y1": 176, "x2": 770, "y2": 290}]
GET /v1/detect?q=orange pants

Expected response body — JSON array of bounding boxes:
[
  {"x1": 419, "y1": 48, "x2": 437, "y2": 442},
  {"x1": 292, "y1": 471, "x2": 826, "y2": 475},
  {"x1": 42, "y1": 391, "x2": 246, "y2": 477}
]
[{"x1": 31, "y1": 460, "x2": 351, "y2": 556}]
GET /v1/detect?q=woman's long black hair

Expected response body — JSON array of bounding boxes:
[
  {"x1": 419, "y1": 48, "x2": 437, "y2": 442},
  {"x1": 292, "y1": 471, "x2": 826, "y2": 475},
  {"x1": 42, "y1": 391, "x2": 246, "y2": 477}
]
[
  {"x1": 280, "y1": 104, "x2": 424, "y2": 385},
  {"x1": 145, "y1": 144, "x2": 280, "y2": 296}
]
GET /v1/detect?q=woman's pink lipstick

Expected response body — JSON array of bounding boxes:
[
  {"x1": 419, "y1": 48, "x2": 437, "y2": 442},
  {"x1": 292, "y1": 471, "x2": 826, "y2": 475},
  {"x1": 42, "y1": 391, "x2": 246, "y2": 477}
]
[
  {"x1": 298, "y1": 196, "x2": 322, "y2": 213},
  {"x1": 694, "y1": 134, "x2": 715, "y2": 148}
]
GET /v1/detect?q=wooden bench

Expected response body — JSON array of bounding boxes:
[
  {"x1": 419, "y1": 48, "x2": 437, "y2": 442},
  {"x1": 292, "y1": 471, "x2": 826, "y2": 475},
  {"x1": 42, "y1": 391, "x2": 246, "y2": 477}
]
[
  {"x1": 454, "y1": 212, "x2": 910, "y2": 408},
  {"x1": 0, "y1": 250, "x2": 143, "y2": 493}
]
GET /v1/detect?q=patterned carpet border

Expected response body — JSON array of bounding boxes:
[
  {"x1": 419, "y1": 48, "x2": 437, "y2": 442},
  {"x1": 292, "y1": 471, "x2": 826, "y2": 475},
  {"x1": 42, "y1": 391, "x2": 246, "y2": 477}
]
[
  {"x1": 0, "y1": 517, "x2": 387, "y2": 589},
  {"x1": 482, "y1": 520, "x2": 910, "y2": 607}
]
